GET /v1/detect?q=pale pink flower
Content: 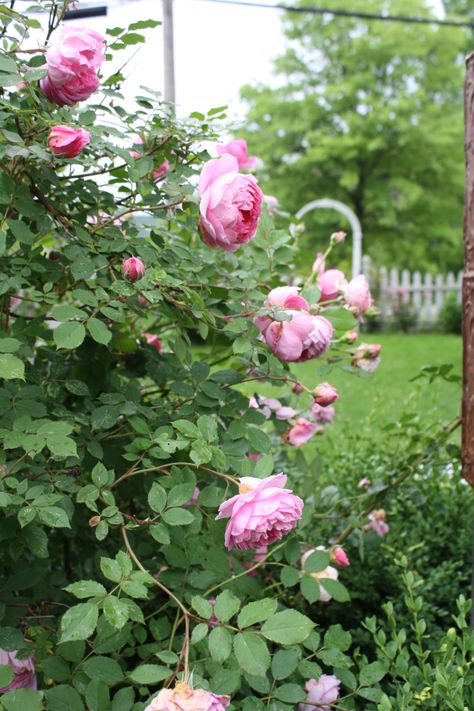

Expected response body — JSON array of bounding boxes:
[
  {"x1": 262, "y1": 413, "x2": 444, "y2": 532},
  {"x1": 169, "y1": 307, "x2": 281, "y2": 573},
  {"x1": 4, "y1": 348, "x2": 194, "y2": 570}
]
[
  {"x1": 330, "y1": 231, "x2": 346, "y2": 244},
  {"x1": 287, "y1": 418, "x2": 319, "y2": 446},
  {"x1": 318, "y1": 269, "x2": 347, "y2": 303},
  {"x1": 263, "y1": 194, "x2": 278, "y2": 214},
  {"x1": 48, "y1": 125, "x2": 90, "y2": 158},
  {"x1": 312, "y1": 252, "x2": 326, "y2": 275},
  {"x1": 122, "y1": 257, "x2": 145, "y2": 282},
  {"x1": 311, "y1": 403, "x2": 335, "y2": 424},
  {"x1": 199, "y1": 154, "x2": 263, "y2": 251},
  {"x1": 145, "y1": 682, "x2": 230, "y2": 711},
  {"x1": 143, "y1": 333, "x2": 162, "y2": 352},
  {"x1": 345, "y1": 330, "x2": 358, "y2": 344},
  {"x1": 258, "y1": 314, "x2": 333, "y2": 362},
  {"x1": 40, "y1": 26, "x2": 105, "y2": 106},
  {"x1": 298, "y1": 675, "x2": 341, "y2": 711},
  {"x1": 358, "y1": 477, "x2": 370, "y2": 488},
  {"x1": 364, "y1": 509, "x2": 389, "y2": 537},
  {"x1": 216, "y1": 138, "x2": 257, "y2": 169},
  {"x1": 352, "y1": 343, "x2": 382, "y2": 373},
  {"x1": 344, "y1": 275, "x2": 373, "y2": 316},
  {"x1": 331, "y1": 547, "x2": 350, "y2": 567},
  {"x1": 0, "y1": 650, "x2": 36, "y2": 692},
  {"x1": 216, "y1": 473, "x2": 303, "y2": 550},
  {"x1": 275, "y1": 405, "x2": 297, "y2": 420},
  {"x1": 313, "y1": 382, "x2": 338, "y2": 407},
  {"x1": 301, "y1": 550, "x2": 339, "y2": 602}
]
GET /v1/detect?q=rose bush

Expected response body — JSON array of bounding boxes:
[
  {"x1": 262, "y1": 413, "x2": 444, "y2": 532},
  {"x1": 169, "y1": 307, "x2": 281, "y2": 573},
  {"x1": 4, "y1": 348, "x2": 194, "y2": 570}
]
[{"x1": 0, "y1": 3, "x2": 407, "y2": 710}]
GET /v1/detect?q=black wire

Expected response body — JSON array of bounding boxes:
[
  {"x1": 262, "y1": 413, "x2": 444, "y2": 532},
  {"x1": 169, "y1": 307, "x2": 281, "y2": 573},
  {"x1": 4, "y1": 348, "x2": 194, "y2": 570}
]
[{"x1": 198, "y1": 0, "x2": 474, "y2": 29}]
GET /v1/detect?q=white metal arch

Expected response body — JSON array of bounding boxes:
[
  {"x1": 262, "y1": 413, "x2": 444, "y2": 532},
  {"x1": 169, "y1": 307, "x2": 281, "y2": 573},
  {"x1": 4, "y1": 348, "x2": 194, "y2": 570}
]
[{"x1": 295, "y1": 198, "x2": 363, "y2": 278}]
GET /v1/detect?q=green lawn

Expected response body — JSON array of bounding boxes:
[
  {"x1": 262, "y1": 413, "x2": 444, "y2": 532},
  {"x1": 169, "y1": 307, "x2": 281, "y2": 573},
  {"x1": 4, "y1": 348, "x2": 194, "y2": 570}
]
[{"x1": 250, "y1": 334, "x2": 462, "y2": 437}]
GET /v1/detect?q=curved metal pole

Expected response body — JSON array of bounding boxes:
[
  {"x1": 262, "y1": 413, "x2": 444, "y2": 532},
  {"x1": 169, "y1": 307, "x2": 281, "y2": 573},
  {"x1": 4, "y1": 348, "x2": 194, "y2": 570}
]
[{"x1": 295, "y1": 198, "x2": 363, "y2": 278}]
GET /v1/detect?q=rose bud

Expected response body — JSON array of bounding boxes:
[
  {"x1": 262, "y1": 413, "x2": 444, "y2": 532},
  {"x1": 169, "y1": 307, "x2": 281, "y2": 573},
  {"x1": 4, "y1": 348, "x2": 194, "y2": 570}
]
[
  {"x1": 144, "y1": 682, "x2": 230, "y2": 711},
  {"x1": 299, "y1": 675, "x2": 341, "y2": 711},
  {"x1": 292, "y1": 381, "x2": 304, "y2": 395},
  {"x1": 344, "y1": 275, "x2": 374, "y2": 316},
  {"x1": 48, "y1": 125, "x2": 90, "y2": 158},
  {"x1": 313, "y1": 382, "x2": 338, "y2": 407},
  {"x1": 143, "y1": 333, "x2": 162, "y2": 352},
  {"x1": 345, "y1": 330, "x2": 358, "y2": 344},
  {"x1": 318, "y1": 268, "x2": 347, "y2": 302},
  {"x1": 88, "y1": 515, "x2": 101, "y2": 527},
  {"x1": 122, "y1": 257, "x2": 145, "y2": 282},
  {"x1": 331, "y1": 547, "x2": 350, "y2": 567},
  {"x1": 330, "y1": 230, "x2": 346, "y2": 244},
  {"x1": 216, "y1": 473, "x2": 303, "y2": 550}
]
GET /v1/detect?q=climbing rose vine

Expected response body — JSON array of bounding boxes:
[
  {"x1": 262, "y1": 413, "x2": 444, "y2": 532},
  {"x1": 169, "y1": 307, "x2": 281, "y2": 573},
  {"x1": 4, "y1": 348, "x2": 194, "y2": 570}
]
[{"x1": 0, "y1": 3, "x2": 385, "y2": 710}]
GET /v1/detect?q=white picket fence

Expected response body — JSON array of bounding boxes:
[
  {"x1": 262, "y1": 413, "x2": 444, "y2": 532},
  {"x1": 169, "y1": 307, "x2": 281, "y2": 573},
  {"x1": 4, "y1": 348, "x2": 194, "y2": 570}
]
[{"x1": 361, "y1": 256, "x2": 462, "y2": 326}]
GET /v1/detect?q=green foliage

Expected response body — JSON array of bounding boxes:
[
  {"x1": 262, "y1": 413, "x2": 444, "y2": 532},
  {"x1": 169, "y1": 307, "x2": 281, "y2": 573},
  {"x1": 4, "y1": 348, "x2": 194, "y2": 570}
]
[
  {"x1": 439, "y1": 294, "x2": 462, "y2": 334},
  {"x1": 241, "y1": 0, "x2": 466, "y2": 272}
]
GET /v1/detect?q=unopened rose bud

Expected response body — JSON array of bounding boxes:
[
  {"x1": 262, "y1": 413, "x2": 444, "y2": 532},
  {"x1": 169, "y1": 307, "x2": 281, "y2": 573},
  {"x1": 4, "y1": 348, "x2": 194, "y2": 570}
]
[
  {"x1": 143, "y1": 333, "x2": 162, "y2": 353},
  {"x1": 313, "y1": 382, "x2": 338, "y2": 407},
  {"x1": 358, "y1": 477, "x2": 370, "y2": 488},
  {"x1": 312, "y1": 251, "x2": 326, "y2": 275},
  {"x1": 122, "y1": 256, "x2": 145, "y2": 282},
  {"x1": 292, "y1": 382, "x2": 304, "y2": 395},
  {"x1": 345, "y1": 330, "x2": 358, "y2": 344},
  {"x1": 331, "y1": 547, "x2": 350, "y2": 567},
  {"x1": 330, "y1": 230, "x2": 346, "y2": 244},
  {"x1": 89, "y1": 515, "x2": 101, "y2": 527}
]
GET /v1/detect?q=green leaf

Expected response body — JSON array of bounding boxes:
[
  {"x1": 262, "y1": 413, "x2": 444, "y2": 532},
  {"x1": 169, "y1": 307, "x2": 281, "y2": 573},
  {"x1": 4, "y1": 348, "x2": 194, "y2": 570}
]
[
  {"x1": 121, "y1": 581, "x2": 148, "y2": 599},
  {"x1": 167, "y1": 482, "x2": 196, "y2": 508},
  {"x1": 172, "y1": 419, "x2": 200, "y2": 438},
  {"x1": 147, "y1": 483, "x2": 167, "y2": 513},
  {"x1": 208, "y1": 627, "x2": 233, "y2": 663},
  {"x1": 162, "y1": 508, "x2": 194, "y2": 526},
  {"x1": 237, "y1": 598, "x2": 277, "y2": 628},
  {"x1": 303, "y1": 550, "x2": 330, "y2": 573},
  {"x1": 253, "y1": 454, "x2": 274, "y2": 478},
  {"x1": 0, "y1": 665, "x2": 14, "y2": 688},
  {"x1": 359, "y1": 661, "x2": 387, "y2": 686},
  {"x1": 85, "y1": 678, "x2": 109, "y2": 711},
  {"x1": 274, "y1": 684, "x2": 306, "y2": 703},
  {"x1": 82, "y1": 656, "x2": 124, "y2": 684},
  {"x1": 50, "y1": 305, "x2": 87, "y2": 321},
  {"x1": 100, "y1": 557, "x2": 122, "y2": 582},
  {"x1": 0, "y1": 338, "x2": 21, "y2": 353},
  {"x1": 103, "y1": 596, "x2": 129, "y2": 630},
  {"x1": 87, "y1": 318, "x2": 112, "y2": 345},
  {"x1": 271, "y1": 649, "x2": 300, "y2": 680},
  {"x1": 7, "y1": 219, "x2": 34, "y2": 245},
  {"x1": 301, "y1": 575, "x2": 320, "y2": 603},
  {"x1": 319, "y1": 578, "x2": 350, "y2": 602},
  {"x1": 38, "y1": 506, "x2": 71, "y2": 529},
  {"x1": 64, "y1": 581, "x2": 107, "y2": 599},
  {"x1": 44, "y1": 684, "x2": 84, "y2": 711},
  {"x1": 234, "y1": 632, "x2": 270, "y2": 677},
  {"x1": 128, "y1": 664, "x2": 170, "y2": 684},
  {"x1": 261, "y1": 610, "x2": 314, "y2": 645},
  {"x1": 191, "y1": 623, "x2": 208, "y2": 643},
  {"x1": 1, "y1": 689, "x2": 42, "y2": 711},
  {"x1": 0, "y1": 354, "x2": 24, "y2": 380},
  {"x1": 54, "y1": 322, "x2": 86, "y2": 350},
  {"x1": 42, "y1": 656, "x2": 70, "y2": 682},
  {"x1": 60, "y1": 603, "x2": 99, "y2": 642},
  {"x1": 0, "y1": 627, "x2": 24, "y2": 652},
  {"x1": 280, "y1": 566, "x2": 300, "y2": 588},
  {"x1": 214, "y1": 589, "x2": 241, "y2": 623},
  {"x1": 197, "y1": 415, "x2": 218, "y2": 442},
  {"x1": 191, "y1": 596, "x2": 213, "y2": 618}
]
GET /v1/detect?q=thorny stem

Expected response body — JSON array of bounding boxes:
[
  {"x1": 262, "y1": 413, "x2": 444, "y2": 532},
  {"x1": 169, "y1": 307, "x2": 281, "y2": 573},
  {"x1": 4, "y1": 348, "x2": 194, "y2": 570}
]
[
  {"x1": 121, "y1": 527, "x2": 190, "y2": 682},
  {"x1": 111, "y1": 462, "x2": 239, "y2": 490}
]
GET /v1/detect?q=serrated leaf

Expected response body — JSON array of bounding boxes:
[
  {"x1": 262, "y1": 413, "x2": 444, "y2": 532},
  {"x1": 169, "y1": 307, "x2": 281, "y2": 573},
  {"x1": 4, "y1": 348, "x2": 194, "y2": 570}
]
[
  {"x1": 87, "y1": 318, "x2": 112, "y2": 345},
  {"x1": 128, "y1": 664, "x2": 170, "y2": 684},
  {"x1": 208, "y1": 627, "x2": 232, "y2": 663},
  {"x1": 64, "y1": 581, "x2": 107, "y2": 599},
  {"x1": 0, "y1": 354, "x2": 24, "y2": 380},
  {"x1": 214, "y1": 589, "x2": 241, "y2": 622},
  {"x1": 234, "y1": 632, "x2": 270, "y2": 677},
  {"x1": 54, "y1": 322, "x2": 86, "y2": 350},
  {"x1": 261, "y1": 610, "x2": 314, "y2": 644},
  {"x1": 60, "y1": 603, "x2": 98, "y2": 642},
  {"x1": 237, "y1": 598, "x2": 277, "y2": 628},
  {"x1": 147, "y1": 483, "x2": 167, "y2": 513}
]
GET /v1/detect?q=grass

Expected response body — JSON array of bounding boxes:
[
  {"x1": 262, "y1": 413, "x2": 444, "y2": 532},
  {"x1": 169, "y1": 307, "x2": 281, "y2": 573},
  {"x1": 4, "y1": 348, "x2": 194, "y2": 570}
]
[{"x1": 249, "y1": 334, "x2": 462, "y2": 438}]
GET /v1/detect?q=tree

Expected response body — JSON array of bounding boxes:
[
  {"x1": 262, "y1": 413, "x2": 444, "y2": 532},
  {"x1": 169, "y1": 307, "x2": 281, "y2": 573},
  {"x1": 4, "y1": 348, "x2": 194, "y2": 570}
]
[{"x1": 241, "y1": 0, "x2": 467, "y2": 271}]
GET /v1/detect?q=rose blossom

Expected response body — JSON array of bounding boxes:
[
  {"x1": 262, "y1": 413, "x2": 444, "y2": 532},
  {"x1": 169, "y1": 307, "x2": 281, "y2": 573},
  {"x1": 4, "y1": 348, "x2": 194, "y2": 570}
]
[
  {"x1": 358, "y1": 476, "x2": 370, "y2": 488},
  {"x1": 311, "y1": 403, "x2": 335, "y2": 425},
  {"x1": 199, "y1": 154, "x2": 263, "y2": 251},
  {"x1": 263, "y1": 194, "x2": 278, "y2": 214},
  {"x1": 122, "y1": 257, "x2": 145, "y2": 282},
  {"x1": 254, "y1": 286, "x2": 333, "y2": 362},
  {"x1": 48, "y1": 125, "x2": 90, "y2": 158},
  {"x1": 345, "y1": 329, "x2": 358, "y2": 344},
  {"x1": 330, "y1": 230, "x2": 346, "y2": 244},
  {"x1": 313, "y1": 382, "x2": 338, "y2": 407},
  {"x1": 364, "y1": 509, "x2": 389, "y2": 537},
  {"x1": 143, "y1": 333, "x2": 162, "y2": 352},
  {"x1": 352, "y1": 342, "x2": 382, "y2": 373},
  {"x1": 287, "y1": 418, "x2": 319, "y2": 446},
  {"x1": 144, "y1": 682, "x2": 230, "y2": 711},
  {"x1": 40, "y1": 26, "x2": 105, "y2": 106},
  {"x1": 344, "y1": 275, "x2": 373, "y2": 316},
  {"x1": 275, "y1": 405, "x2": 298, "y2": 420},
  {"x1": 312, "y1": 251, "x2": 326, "y2": 275},
  {"x1": 298, "y1": 675, "x2": 341, "y2": 711},
  {"x1": 301, "y1": 549, "x2": 339, "y2": 602},
  {"x1": 216, "y1": 138, "x2": 257, "y2": 169},
  {"x1": 216, "y1": 473, "x2": 303, "y2": 550},
  {"x1": 318, "y1": 269, "x2": 347, "y2": 302},
  {"x1": 331, "y1": 547, "x2": 350, "y2": 567},
  {"x1": 0, "y1": 649, "x2": 36, "y2": 692}
]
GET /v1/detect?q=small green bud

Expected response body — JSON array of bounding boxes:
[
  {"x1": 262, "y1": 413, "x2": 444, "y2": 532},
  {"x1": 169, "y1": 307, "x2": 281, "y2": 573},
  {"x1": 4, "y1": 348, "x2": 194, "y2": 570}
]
[{"x1": 447, "y1": 627, "x2": 457, "y2": 641}]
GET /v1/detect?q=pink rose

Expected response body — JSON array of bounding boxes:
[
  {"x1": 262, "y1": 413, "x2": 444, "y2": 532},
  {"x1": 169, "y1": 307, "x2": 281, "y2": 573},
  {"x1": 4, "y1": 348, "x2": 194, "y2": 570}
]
[
  {"x1": 313, "y1": 382, "x2": 338, "y2": 407},
  {"x1": 275, "y1": 405, "x2": 297, "y2": 420},
  {"x1": 331, "y1": 547, "x2": 350, "y2": 567},
  {"x1": 254, "y1": 286, "x2": 333, "y2": 362},
  {"x1": 287, "y1": 418, "x2": 319, "y2": 446},
  {"x1": 263, "y1": 194, "x2": 278, "y2": 214},
  {"x1": 318, "y1": 269, "x2": 347, "y2": 302},
  {"x1": 330, "y1": 230, "x2": 346, "y2": 244},
  {"x1": 352, "y1": 343, "x2": 382, "y2": 373},
  {"x1": 344, "y1": 275, "x2": 373, "y2": 316},
  {"x1": 301, "y1": 550, "x2": 339, "y2": 602},
  {"x1": 122, "y1": 257, "x2": 145, "y2": 282},
  {"x1": 145, "y1": 682, "x2": 230, "y2": 711},
  {"x1": 40, "y1": 26, "x2": 105, "y2": 106},
  {"x1": 216, "y1": 138, "x2": 257, "y2": 169},
  {"x1": 216, "y1": 473, "x2": 303, "y2": 550},
  {"x1": 298, "y1": 675, "x2": 341, "y2": 711},
  {"x1": 312, "y1": 252, "x2": 326, "y2": 275},
  {"x1": 345, "y1": 330, "x2": 358, "y2": 344},
  {"x1": 143, "y1": 333, "x2": 162, "y2": 352},
  {"x1": 0, "y1": 650, "x2": 36, "y2": 692},
  {"x1": 198, "y1": 154, "x2": 263, "y2": 252},
  {"x1": 311, "y1": 403, "x2": 335, "y2": 424},
  {"x1": 48, "y1": 125, "x2": 90, "y2": 158},
  {"x1": 364, "y1": 509, "x2": 389, "y2": 537}
]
